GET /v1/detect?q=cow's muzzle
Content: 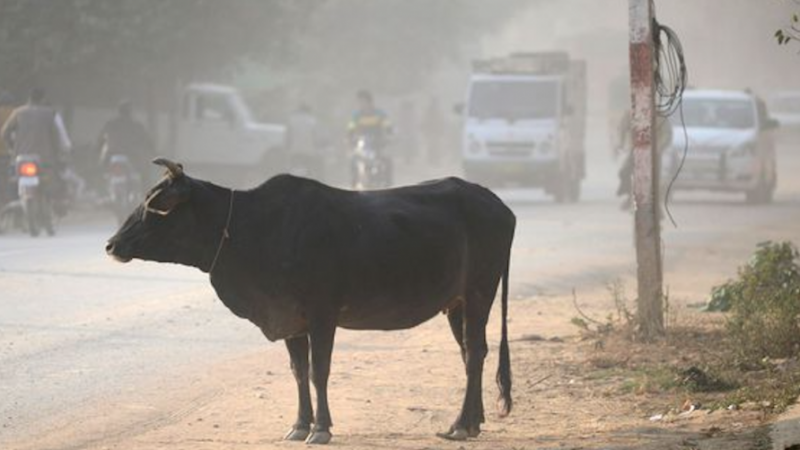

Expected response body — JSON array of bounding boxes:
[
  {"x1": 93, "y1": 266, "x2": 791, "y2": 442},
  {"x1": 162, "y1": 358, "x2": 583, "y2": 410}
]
[{"x1": 106, "y1": 241, "x2": 133, "y2": 263}]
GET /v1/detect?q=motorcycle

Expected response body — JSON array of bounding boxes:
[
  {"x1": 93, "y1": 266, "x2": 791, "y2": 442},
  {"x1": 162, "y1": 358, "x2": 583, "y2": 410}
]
[
  {"x1": 351, "y1": 135, "x2": 392, "y2": 190},
  {"x1": 14, "y1": 154, "x2": 55, "y2": 237},
  {"x1": 106, "y1": 154, "x2": 142, "y2": 224}
]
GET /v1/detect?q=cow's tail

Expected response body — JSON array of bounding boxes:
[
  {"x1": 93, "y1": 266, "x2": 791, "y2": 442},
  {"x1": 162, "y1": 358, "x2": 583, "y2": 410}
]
[{"x1": 496, "y1": 253, "x2": 512, "y2": 417}]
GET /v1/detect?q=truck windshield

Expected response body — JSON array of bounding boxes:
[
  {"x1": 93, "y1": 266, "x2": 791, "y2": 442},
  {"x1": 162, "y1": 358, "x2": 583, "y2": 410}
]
[
  {"x1": 680, "y1": 98, "x2": 755, "y2": 129},
  {"x1": 468, "y1": 80, "x2": 559, "y2": 120}
]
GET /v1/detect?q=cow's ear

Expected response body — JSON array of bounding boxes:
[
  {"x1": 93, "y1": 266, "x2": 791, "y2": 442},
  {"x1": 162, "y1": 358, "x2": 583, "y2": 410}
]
[{"x1": 144, "y1": 182, "x2": 190, "y2": 215}]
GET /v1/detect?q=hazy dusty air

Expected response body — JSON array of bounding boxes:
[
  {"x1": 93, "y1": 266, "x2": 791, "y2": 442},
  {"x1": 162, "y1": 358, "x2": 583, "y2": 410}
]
[
  {"x1": 481, "y1": 1, "x2": 797, "y2": 112},
  {"x1": 2, "y1": 1, "x2": 800, "y2": 449}
]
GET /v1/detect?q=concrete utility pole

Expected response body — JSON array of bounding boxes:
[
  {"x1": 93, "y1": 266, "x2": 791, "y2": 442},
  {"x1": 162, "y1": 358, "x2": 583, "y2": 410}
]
[{"x1": 628, "y1": 0, "x2": 664, "y2": 340}]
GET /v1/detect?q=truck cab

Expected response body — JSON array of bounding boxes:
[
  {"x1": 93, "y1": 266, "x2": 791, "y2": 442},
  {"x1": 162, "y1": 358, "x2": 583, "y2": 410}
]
[
  {"x1": 175, "y1": 83, "x2": 285, "y2": 187},
  {"x1": 460, "y1": 52, "x2": 586, "y2": 202}
]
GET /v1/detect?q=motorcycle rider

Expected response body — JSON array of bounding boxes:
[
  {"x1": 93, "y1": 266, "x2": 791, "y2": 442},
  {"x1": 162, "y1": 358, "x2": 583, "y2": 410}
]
[
  {"x1": 347, "y1": 90, "x2": 393, "y2": 186},
  {"x1": 97, "y1": 100, "x2": 155, "y2": 188},
  {"x1": 1, "y1": 88, "x2": 69, "y2": 235}
]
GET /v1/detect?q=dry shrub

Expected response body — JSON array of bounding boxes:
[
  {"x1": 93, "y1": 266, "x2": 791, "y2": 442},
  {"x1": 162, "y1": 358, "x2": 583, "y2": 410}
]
[{"x1": 717, "y1": 241, "x2": 800, "y2": 361}]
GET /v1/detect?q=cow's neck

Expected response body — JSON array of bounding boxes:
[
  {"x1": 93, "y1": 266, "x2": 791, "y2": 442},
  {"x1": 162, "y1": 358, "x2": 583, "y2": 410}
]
[{"x1": 188, "y1": 179, "x2": 239, "y2": 274}]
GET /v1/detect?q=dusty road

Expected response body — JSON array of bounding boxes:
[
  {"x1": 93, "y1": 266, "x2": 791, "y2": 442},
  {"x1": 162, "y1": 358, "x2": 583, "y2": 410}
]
[{"x1": 2, "y1": 130, "x2": 800, "y2": 449}]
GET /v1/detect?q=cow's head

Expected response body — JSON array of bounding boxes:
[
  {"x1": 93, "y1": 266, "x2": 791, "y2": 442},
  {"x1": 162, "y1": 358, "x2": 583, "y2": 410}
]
[{"x1": 106, "y1": 158, "x2": 206, "y2": 267}]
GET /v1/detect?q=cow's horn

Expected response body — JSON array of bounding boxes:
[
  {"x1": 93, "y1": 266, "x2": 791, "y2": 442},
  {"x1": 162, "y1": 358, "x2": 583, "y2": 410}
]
[{"x1": 152, "y1": 158, "x2": 184, "y2": 178}]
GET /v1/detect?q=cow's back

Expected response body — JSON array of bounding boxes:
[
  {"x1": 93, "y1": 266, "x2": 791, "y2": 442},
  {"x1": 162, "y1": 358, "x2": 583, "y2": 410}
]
[{"x1": 335, "y1": 177, "x2": 515, "y2": 330}]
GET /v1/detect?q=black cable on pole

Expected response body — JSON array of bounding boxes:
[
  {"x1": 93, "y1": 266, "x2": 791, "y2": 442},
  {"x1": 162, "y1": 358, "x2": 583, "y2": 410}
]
[
  {"x1": 653, "y1": 21, "x2": 687, "y2": 117},
  {"x1": 652, "y1": 11, "x2": 688, "y2": 228},
  {"x1": 664, "y1": 101, "x2": 689, "y2": 228}
]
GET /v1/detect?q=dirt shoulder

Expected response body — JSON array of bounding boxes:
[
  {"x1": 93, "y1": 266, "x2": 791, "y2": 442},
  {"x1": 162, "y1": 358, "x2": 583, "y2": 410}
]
[{"x1": 13, "y1": 297, "x2": 778, "y2": 450}]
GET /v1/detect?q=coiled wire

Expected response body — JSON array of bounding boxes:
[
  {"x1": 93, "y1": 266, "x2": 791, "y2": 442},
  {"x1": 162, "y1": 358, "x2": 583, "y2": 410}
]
[{"x1": 653, "y1": 12, "x2": 688, "y2": 228}]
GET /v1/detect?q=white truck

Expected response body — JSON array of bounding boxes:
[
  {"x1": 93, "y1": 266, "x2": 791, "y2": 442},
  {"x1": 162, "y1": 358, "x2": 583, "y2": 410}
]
[{"x1": 459, "y1": 52, "x2": 586, "y2": 202}]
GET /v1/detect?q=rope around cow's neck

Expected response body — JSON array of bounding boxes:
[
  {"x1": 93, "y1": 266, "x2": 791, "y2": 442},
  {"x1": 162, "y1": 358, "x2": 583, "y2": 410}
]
[{"x1": 208, "y1": 188, "x2": 235, "y2": 276}]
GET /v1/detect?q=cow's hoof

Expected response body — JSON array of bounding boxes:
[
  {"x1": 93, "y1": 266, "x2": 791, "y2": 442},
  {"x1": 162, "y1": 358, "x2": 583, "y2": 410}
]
[
  {"x1": 284, "y1": 426, "x2": 310, "y2": 441},
  {"x1": 436, "y1": 428, "x2": 469, "y2": 441},
  {"x1": 305, "y1": 430, "x2": 332, "y2": 445},
  {"x1": 468, "y1": 426, "x2": 481, "y2": 438}
]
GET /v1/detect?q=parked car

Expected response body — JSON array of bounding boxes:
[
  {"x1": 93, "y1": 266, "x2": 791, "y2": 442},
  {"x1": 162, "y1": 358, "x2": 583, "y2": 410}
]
[{"x1": 664, "y1": 89, "x2": 779, "y2": 204}]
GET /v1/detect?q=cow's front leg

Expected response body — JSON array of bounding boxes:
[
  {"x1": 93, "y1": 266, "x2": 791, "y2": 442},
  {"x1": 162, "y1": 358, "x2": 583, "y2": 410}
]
[
  {"x1": 284, "y1": 336, "x2": 313, "y2": 441},
  {"x1": 306, "y1": 318, "x2": 337, "y2": 445}
]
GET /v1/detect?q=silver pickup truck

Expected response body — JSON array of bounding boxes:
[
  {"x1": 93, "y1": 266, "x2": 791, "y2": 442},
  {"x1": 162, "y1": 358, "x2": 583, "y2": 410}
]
[{"x1": 174, "y1": 83, "x2": 285, "y2": 187}]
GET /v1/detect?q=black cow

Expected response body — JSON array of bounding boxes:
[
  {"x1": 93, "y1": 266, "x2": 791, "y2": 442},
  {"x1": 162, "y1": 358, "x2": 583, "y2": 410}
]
[{"x1": 106, "y1": 159, "x2": 515, "y2": 444}]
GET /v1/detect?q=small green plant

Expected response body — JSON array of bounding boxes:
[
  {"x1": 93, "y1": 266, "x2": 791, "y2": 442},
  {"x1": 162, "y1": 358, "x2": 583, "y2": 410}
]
[
  {"x1": 706, "y1": 282, "x2": 740, "y2": 312},
  {"x1": 775, "y1": 12, "x2": 800, "y2": 46},
  {"x1": 570, "y1": 316, "x2": 589, "y2": 331},
  {"x1": 607, "y1": 279, "x2": 634, "y2": 324},
  {"x1": 570, "y1": 282, "x2": 632, "y2": 337},
  {"x1": 618, "y1": 366, "x2": 680, "y2": 395},
  {"x1": 717, "y1": 241, "x2": 800, "y2": 361},
  {"x1": 569, "y1": 280, "x2": 667, "y2": 339}
]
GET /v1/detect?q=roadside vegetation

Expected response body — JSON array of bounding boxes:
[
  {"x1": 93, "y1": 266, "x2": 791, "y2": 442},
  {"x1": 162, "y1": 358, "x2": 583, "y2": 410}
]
[
  {"x1": 570, "y1": 242, "x2": 800, "y2": 419},
  {"x1": 709, "y1": 241, "x2": 800, "y2": 360}
]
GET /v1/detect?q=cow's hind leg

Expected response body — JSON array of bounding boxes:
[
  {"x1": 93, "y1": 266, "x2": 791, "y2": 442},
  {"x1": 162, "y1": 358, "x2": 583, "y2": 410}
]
[
  {"x1": 447, "y1": 305, "x2": 466, "y2": 364},
  {"x1": 439, "y1": 302, "x2": 490, "y2": 440},
  {"x1": 306, "y1": 318, "x2": 337, "y2": 445},
  {"x1": 284, "y1": 336, "x2": 313, "y2": 441}
]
